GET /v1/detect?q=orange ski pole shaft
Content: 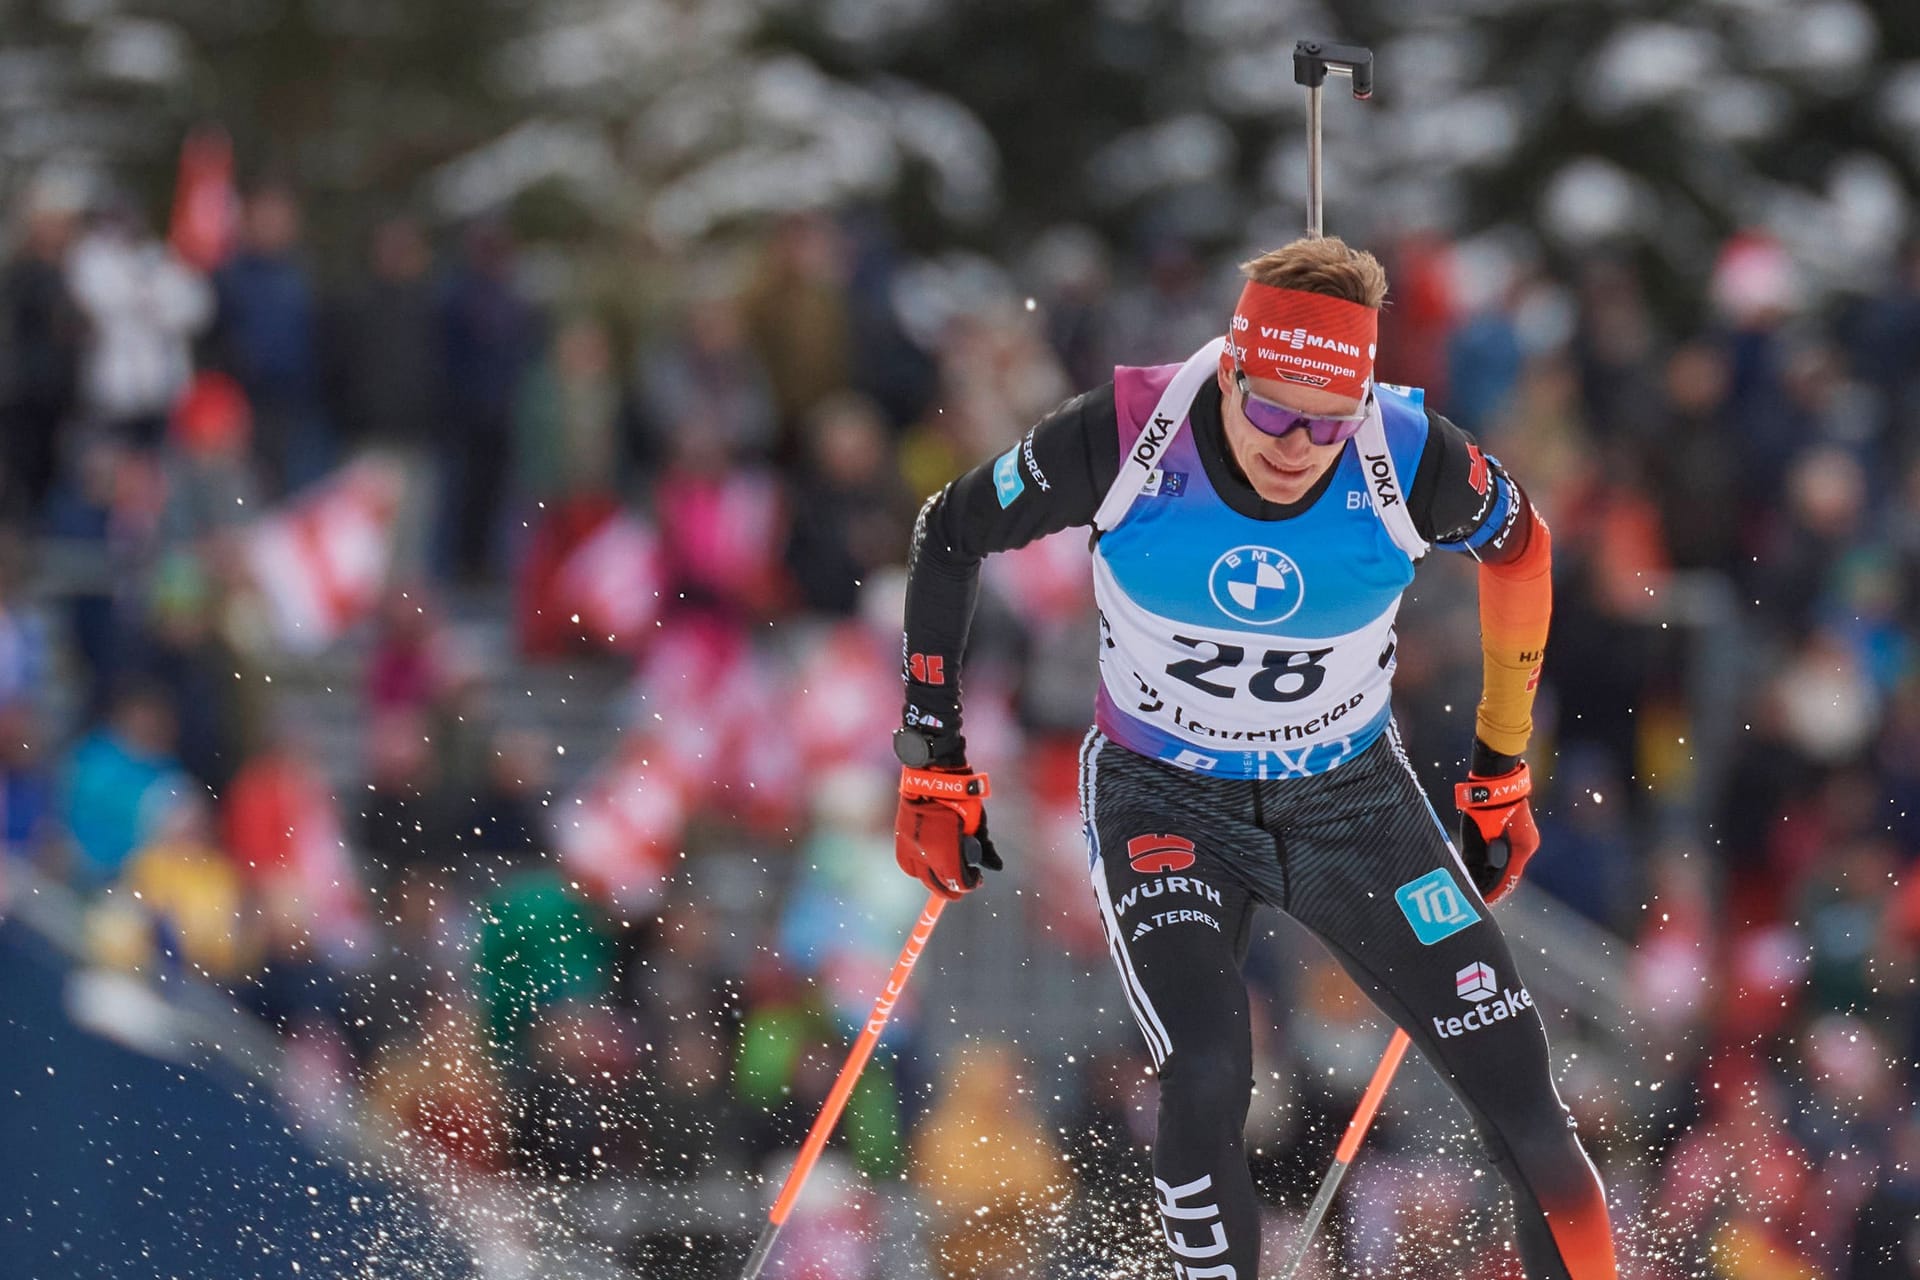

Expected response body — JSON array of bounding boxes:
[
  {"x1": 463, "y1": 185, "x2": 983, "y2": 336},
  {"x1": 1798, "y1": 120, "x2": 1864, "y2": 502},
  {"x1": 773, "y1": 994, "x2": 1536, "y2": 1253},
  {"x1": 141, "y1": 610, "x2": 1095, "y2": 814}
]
[
  {"x1": 739, "y1": 892, "x2": 947, "y2": 1280},
  {"x1": 1279, "y1": 1025, "x2": 1413, "y2": 1279}
]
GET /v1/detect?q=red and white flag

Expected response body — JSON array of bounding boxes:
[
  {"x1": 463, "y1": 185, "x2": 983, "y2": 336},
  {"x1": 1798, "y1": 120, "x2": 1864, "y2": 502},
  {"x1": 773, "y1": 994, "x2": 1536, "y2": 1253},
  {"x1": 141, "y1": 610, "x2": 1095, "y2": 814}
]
[
  {"x1": 243, "y1": 459, "x2": 405, "y2": 654},
  {"x1": 553, "y1": 510, "x2": 665, "y2": 647},
  {"x1": 557, "y1": 740, "x2": 687, "y2": 910}
]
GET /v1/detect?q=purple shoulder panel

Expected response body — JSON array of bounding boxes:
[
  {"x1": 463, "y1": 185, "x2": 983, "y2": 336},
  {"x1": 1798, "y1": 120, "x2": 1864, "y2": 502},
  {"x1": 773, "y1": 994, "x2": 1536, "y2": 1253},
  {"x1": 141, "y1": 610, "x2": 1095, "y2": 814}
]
[{"x1": 1111, "y1": 363, "x2": 1183, "y2": 454}]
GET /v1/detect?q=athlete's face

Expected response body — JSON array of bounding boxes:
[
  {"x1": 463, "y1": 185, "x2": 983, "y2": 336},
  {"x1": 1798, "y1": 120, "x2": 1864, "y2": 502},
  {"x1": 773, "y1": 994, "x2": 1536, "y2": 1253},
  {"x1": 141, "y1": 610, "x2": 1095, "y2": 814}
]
[{"x1": 1216, "y1": 368, "x2": 1362, "y2": 504}]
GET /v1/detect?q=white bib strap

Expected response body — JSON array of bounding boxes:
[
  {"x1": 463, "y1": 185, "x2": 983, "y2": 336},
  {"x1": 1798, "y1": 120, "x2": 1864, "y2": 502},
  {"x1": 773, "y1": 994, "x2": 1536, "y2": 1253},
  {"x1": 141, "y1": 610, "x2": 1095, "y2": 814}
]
[
  {"x1": 1353, "y1": 402, "x2": 1428, "y2": 561},
  {"x1": 1094, "y1": 337, "x2": 1226, "y2": 534}
]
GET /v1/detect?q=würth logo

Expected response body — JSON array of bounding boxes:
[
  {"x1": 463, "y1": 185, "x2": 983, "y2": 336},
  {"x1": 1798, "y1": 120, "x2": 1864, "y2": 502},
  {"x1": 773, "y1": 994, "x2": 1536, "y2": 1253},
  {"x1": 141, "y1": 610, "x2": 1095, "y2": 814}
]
[{"x1": 1127, "y1": 833, "x2": 1197, "y2": 874}]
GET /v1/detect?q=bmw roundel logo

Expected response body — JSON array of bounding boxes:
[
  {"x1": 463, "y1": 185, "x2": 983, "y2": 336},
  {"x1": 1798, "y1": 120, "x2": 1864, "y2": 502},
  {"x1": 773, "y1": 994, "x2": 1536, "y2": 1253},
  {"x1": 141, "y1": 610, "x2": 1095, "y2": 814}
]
[{"x1": 1208, "y1": 545, "x2": 1304, "y2": 624}]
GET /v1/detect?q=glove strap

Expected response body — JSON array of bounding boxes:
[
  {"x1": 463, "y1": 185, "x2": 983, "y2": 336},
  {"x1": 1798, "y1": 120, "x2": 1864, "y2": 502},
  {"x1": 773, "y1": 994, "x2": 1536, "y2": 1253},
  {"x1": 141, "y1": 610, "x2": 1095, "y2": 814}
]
[
  {"x1": 900, "y1": 766, "x2": 992, "y2": 802},
  {"x1": 1455, "y1": 761, "x2": 1530, "y2": 811}
]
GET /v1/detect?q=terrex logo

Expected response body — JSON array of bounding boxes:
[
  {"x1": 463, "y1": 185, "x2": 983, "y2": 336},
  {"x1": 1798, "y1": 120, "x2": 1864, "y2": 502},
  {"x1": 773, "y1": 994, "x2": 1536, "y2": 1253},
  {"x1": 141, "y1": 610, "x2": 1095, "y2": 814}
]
[
  {"x1": 1434, "y1": 961, "x2": 1533, "y2": 1039},
  {"x1": 1127, "y1": 833, "x2": 1197, "y2": 874},
  {"x1": 1466, "y1": 444, "x2": 1490, "y2": 496},
  {"x1": 1394, "y1": 869, "x2": 1480, "y2": 944}
]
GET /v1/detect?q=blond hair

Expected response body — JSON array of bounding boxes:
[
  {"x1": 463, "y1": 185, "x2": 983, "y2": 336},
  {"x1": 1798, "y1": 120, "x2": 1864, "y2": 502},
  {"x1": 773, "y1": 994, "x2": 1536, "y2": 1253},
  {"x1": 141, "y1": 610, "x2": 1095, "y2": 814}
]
[{"x1": 1240, "y1": 236, "x2": 1388, "y2": 309}]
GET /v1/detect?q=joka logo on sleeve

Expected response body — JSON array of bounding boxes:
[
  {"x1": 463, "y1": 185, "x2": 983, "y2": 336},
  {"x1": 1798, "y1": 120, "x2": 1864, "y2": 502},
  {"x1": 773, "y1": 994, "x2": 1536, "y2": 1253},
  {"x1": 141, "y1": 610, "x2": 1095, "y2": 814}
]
[
  {"x1": 1127, "y1": 833, "x2": 1197, "y2": 874},
  {"x1": 1393, "y1": 868, "x2": 1480, "y2": 944}
]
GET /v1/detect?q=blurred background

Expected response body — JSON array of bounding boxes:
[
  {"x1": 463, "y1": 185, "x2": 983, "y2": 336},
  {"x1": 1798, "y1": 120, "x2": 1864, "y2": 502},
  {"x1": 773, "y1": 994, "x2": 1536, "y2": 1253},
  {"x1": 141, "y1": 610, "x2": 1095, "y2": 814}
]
[{"x1": 2, "y1": 0, "x2": 1919, "y2": 1276}]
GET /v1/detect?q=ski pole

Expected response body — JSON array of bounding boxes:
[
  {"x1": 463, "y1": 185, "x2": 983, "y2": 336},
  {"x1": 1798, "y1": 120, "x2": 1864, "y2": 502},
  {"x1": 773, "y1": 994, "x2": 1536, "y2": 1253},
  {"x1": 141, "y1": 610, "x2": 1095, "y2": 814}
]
[
  {"x1": 738, "y1": 891, "x2": 948, "y2": 1280},
  {"x1": 1292, "y1": 39, "x2": 1374, "y2": 238},
  {"x1": 1277, "y1": 1025, "x2": 1412, "y2": 1280}
]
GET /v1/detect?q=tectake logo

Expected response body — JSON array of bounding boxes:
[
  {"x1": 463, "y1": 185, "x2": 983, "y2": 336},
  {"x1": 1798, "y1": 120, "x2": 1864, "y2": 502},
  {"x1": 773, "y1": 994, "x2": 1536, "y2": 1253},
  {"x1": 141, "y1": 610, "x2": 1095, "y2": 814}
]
[
  {"x1": 1394, "y1": 868, "x2": 1480, "y2": 945},
  {"x1": 1435, "y1": 962, "x2": 1533, "y2": 1039},
  {"x1": 1207, "y1": 545, "x2": 1304, "y2": 625},
  {"x1": 1456, "y1": 961, "x2": 1498, "y2": 1002}
]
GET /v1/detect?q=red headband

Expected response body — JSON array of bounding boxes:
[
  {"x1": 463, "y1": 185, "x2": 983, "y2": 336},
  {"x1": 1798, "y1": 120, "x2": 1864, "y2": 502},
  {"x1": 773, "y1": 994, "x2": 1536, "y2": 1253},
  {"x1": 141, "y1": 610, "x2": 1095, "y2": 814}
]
[{"x1": 1223, "y1": 281, "x2": 1378, "y2": 401}]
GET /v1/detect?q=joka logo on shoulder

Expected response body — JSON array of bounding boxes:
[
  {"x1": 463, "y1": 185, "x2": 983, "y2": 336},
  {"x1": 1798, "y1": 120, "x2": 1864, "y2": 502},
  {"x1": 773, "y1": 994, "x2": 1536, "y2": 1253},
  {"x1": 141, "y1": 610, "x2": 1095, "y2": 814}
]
[
  {"x1": 1208, "y1": 545, "x2": 1304, "y2": 625},
  {"x1": 1394, "y1": 868, "x2": 1480, "y2": 945}
]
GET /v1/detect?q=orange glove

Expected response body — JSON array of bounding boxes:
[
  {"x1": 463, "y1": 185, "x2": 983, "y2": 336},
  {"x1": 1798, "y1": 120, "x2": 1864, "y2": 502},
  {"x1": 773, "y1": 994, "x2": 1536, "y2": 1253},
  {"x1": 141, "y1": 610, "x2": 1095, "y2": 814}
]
[
  {"x1": 894, "y1": 765, "x2": 999, "y2": 900},
  {"x1": 1454, "y1": 756, "x2": 1538, "y2": 904}
]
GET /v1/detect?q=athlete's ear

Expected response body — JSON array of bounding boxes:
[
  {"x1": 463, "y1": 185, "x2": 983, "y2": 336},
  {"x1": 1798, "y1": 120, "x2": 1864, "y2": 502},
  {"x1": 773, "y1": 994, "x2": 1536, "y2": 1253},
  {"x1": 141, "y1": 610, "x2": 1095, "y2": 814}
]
[{"x1": 1215, "y1": 364, "x2": 1234, "y2": 396}]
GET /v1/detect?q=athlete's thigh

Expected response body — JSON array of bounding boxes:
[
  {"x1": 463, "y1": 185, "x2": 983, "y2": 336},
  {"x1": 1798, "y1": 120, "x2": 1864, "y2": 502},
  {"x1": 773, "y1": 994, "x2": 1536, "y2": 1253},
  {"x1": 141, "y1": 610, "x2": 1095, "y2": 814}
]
[
  {"x1": 1278, "y1": 729, "x2": 1553, "y2": 1079},
  {"x1": 1079, "y1": 735, "x2": 1263, "y2": 1064}
]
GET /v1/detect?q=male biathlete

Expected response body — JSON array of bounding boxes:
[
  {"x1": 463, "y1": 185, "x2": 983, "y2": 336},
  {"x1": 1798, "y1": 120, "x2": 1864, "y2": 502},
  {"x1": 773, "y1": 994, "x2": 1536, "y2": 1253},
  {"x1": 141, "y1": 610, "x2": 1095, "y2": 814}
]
[{"x1": 890, "y1": 236, "x2": 1618, "y2": 1279}]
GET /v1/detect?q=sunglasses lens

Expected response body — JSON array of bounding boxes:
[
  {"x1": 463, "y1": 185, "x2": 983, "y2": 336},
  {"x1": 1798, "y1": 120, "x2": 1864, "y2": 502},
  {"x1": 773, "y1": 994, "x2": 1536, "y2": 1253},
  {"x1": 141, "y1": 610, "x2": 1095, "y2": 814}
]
[
  {"x1": 1243, "y1": 399, "x2": 1303, "y2": 437},
  {"x1": 1307, "y1": 417, "x2": 1367, "y2": 446},
  {"x1": 1236, "y1": 373, "x2": 1368, "y2": 442}
]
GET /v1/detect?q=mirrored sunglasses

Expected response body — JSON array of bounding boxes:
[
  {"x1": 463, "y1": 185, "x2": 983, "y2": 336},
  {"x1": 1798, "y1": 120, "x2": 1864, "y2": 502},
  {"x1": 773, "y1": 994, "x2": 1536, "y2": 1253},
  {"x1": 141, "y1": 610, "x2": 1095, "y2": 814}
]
[{"x1": 1235, "y1": 368, "x2": 1372, "y2": 445}]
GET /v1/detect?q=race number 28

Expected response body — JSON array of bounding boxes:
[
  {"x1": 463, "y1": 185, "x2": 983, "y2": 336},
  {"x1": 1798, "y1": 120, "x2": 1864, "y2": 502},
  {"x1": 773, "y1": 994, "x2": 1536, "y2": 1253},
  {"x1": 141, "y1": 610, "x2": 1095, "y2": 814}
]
[{"x1": 1165, "y1": 636, "x2": 1333, "y2": 704}]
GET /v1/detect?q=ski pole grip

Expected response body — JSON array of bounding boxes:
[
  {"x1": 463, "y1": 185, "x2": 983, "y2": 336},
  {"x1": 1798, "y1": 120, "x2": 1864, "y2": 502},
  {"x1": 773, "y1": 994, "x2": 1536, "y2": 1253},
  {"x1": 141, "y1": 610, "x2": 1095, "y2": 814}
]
[{"x1": 1293, "y1": 40, "x2": 1374, "y2": 99}]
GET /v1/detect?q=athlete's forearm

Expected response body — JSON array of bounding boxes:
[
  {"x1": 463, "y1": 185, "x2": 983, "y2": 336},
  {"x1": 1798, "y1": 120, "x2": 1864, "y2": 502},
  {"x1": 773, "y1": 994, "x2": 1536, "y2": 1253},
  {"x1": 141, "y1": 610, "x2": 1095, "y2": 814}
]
[
  {"x1": 901, "y1": 489, "x2": 984, "y2": 761},
  {"x1": 1474, "y1": 505, "x2": 1551, "y2": 759}
]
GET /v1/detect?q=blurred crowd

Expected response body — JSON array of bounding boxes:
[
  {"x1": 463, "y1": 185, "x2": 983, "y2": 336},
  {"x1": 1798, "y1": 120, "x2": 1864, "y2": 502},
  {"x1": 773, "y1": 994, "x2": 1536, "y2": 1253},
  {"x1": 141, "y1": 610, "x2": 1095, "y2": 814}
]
[{"x1": 3, "y1": 158, "x2": 1920, "y2": 1279}]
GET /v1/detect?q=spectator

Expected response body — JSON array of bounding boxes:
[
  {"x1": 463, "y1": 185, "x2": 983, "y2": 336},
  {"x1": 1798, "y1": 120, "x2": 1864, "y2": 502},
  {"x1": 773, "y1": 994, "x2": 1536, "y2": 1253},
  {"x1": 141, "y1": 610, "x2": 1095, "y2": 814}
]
[
  {"x1": 356, "y1": 709, "x2": 451, "y2": 888},
  {"x1": 742, "y1": 211, "x2": 852, "y2": 453},
  {"x1": 473, "y1": 864, "x2": 615, "y2": 1067},
  {"x1": 118, "y1": 791, "x2": 255, "y2": 981},
  {"x1": 61, "y1": 683, "x2": 194, "y2": 886},
  {"x1": 212, "y1": 183, "x2": 330, "y2": 493},
  {"x1": 1, "y1": 173, "x2": 85, "y2": 526},
  {"x1": 438, "y1": 218, "x2": 537, "y2": 582},
  {"x1": 328, "y1": 216, "x2": 443, "y2": 451},
  {"x1": 783, "y1": 393, "x2": 913, "y2": 616},
  {"x1": 326, "y1": 216, "x2": 447, "y2": 577},
  {"x1": 366, "y1": 587, "x2": 453, "y2": 720},
  {"x1": 66, "y1": 193, "x2": 212, "y2": 449},
  {"x1": 223, "y1": 733, "x2": 366, "y2": 954},
  {"x1": 1646, "y1": 340, "x2": 1742, "y2": 574},
  {"x1": 448, "y1": 729, "x2": 548, "y2": 869},
  {"x1": 514, "y1": 313, "x2": 620, "y2": 505},
  {"x1": 128, "y1": 552, "x2": 245, "y2": 791},
  {"x1": 366, "y1": 990, "x2": 508, "y2": 1177},
  {"x1": 655, "y1": 420, "x2": 790, "y2": 620},
  {"x1": 911, "y1": 1042, "x2": 1069, "y2": 1280},
  {"x1": 633, "y1": 282, "x2": 777, "y2": 470},
  {"x1": 156, "y1": 371, "x2": 262, "y2": 554}
]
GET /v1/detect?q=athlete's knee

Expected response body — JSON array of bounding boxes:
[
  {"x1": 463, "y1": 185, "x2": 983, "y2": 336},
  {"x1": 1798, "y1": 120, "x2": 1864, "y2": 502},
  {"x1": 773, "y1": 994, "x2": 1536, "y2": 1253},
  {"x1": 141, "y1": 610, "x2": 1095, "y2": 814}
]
[
  {"x1": 1156, "y1": 1042, "x2": 1253, "y2": 1134},
  {"x1": 1482, "y1": 1105, "x2": 1604, "y2": 1204}
]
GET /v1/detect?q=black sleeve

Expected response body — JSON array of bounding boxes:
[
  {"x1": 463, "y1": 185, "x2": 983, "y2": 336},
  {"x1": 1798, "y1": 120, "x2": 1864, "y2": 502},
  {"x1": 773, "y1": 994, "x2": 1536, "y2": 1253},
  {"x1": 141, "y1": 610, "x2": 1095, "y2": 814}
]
[
  {"x1": 900, "y1": 383, "x2": 1119, "y2": 760},
  {"x1": 1407, "y1": 408, "x2": 1532, "y2": 564}
]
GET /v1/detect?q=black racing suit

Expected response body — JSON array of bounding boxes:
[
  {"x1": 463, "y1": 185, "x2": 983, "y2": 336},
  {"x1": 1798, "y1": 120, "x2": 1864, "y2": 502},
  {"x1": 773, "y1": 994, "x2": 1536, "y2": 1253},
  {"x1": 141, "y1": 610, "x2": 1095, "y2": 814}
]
[{"x1": 900, "y1": 378, "x2": 1617, "y2": 1279}]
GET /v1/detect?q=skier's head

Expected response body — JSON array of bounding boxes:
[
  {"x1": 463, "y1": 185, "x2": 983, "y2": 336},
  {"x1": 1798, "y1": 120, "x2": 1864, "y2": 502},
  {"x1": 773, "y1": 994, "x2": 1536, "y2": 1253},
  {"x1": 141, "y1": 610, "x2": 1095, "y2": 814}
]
[
  {"x1": 1240, "y1": 236, "x2": 1389, "y2": 309},
  {"x1": 1216, "y1": 236, "x2": 1388, "y2": 504}
]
